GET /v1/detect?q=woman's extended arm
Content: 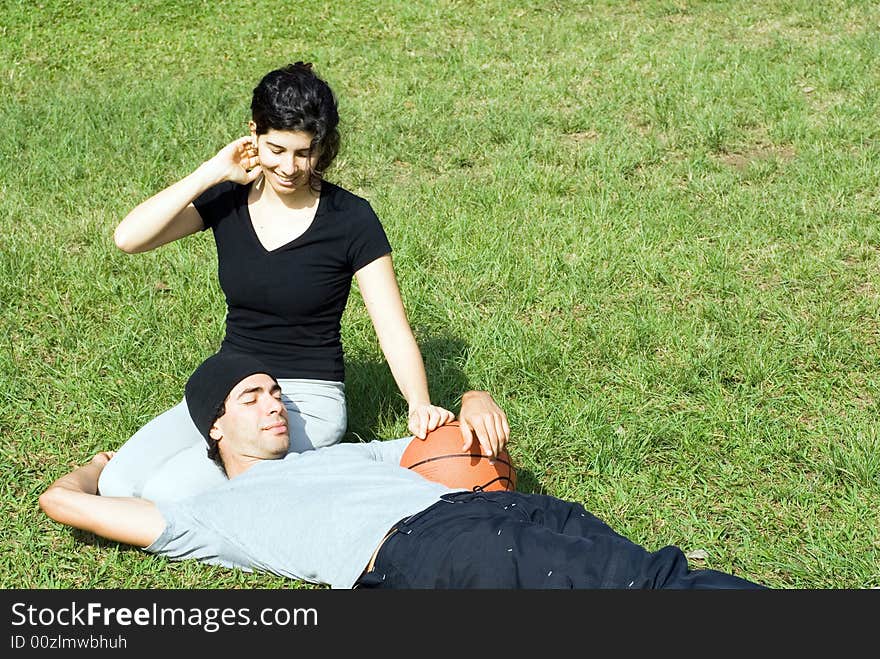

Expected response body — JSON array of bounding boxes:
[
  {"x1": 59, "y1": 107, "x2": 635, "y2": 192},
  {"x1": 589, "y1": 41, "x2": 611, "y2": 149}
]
[
  {"x1": 355, "y1": 254, "x2": 455, "y2": 439},
  {"x1": 113, "y1": 136, "x2": 261, "y2": 253}
]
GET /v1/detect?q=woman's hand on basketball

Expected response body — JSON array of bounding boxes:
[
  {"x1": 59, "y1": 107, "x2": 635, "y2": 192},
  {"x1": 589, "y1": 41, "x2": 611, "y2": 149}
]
[
  {"x1": 204, "y1": 136, "x2": 262, "y2": 185},
  {"x1": 458, "y1": 391, "x2": 510, "y2": 463},
  {"x1": 408, "y1": 403, "x2": 456, "y2": 440}
]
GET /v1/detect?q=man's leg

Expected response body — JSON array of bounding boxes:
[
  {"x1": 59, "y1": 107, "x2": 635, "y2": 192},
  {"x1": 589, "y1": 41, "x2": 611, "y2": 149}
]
[
  {"x1": 491, "y1": 491, "x2": 763, "y2": 589},
  {"x1": 365, "y1": 491, "x2": 763, "y2": 589}
]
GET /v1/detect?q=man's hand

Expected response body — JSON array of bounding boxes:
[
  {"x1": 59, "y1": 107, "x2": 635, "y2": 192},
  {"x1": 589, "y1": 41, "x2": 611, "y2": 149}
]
[
  {"x1": 458, "y1": 391, "x2": 510, "y2": 463},
  {"x1": 408, "y1": 403, "x2": 456, "y2": 439},
  {"x1": 90, "y1": 451, "x2": 116, "y2": 467}
]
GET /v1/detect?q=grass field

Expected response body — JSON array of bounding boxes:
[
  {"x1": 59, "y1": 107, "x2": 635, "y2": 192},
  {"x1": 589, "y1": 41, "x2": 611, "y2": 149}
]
[{"x1": 2, "y1": 0, "x2": 879, "y2": 589}]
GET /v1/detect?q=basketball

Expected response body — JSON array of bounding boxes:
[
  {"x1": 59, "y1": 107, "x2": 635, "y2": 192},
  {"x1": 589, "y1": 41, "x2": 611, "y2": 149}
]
[{"x1": 400, "y1": 421, "x2": 516, "y2": 492}]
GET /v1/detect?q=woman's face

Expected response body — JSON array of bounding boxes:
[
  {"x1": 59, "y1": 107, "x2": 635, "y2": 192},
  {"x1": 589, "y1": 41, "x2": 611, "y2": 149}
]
[{"x1": 251, "y1": 127, "x2": 320, "y2": 194}]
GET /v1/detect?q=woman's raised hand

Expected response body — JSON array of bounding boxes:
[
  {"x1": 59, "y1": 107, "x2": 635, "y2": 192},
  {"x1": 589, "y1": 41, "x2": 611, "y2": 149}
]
[{"x1": 206, "y1": 136, "x2": 262, "y2": 185}]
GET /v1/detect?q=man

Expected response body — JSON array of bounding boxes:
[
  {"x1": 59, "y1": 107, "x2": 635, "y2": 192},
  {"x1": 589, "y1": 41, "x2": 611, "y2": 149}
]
[{"x1": 39, "y1": 352, "x2": 764, "y2": 589}]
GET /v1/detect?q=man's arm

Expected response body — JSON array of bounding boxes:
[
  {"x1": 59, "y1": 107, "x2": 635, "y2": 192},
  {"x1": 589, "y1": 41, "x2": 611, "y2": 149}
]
[{"x1": 39, "y1": 452, "x2": 166, "y2": 548}]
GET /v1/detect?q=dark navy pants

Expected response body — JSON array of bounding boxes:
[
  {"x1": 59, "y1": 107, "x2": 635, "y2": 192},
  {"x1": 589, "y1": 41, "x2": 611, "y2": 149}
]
[{"x1": 357, "y1": 491, "x2": 764, "y2": 589}]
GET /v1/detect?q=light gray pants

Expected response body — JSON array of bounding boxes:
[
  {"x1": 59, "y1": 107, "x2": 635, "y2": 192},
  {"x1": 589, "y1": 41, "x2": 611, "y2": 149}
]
[{"x1": 98, "y1": 378, "x2": 346, "y2": 502}]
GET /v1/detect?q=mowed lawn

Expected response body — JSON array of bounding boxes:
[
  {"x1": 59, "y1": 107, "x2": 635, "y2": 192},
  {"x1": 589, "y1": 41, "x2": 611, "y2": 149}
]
[{"x1": 2, "y1": 0, "x2": 879, "y2": 589}]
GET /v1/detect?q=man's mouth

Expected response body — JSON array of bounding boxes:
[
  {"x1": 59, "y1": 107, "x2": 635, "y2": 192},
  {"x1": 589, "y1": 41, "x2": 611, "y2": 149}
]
[{"x1": 263, "y1": 421, "x2": 288, "y2": 432}]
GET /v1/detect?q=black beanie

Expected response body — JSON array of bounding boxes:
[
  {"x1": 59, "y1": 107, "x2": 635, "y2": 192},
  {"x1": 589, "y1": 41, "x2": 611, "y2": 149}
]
[{"x1": 185, "y1": 352, "x2": 277, "y2": 443}]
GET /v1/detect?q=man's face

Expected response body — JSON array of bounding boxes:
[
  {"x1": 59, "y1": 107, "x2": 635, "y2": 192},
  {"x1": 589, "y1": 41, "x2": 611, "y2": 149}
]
[{"x1": 210, "y1": 373, "x2": 290, "y2": 460}]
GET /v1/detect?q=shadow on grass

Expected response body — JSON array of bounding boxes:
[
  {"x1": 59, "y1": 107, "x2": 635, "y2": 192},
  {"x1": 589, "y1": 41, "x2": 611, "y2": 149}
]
[
  {"x1": 71, "y1": 528, "x2": 143, "y2": 553},
  {"x1": 344, "y1": 332, "x2": 473, "y2": 442},
  {"x1": 345, "y1": 331, "x2": 549, "y2": 497},
  {"x1": 512, "y1": 468, "x2": 549, "y2": 496}
]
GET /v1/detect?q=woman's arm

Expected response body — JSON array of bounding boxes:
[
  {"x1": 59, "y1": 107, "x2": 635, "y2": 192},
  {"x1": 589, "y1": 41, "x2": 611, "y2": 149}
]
[
  {"x1": 113, "y1": 136, "x2": 261, "y2": 253},
  {"x1": 355, "y1": 254, "x2": 454, "y2": 438},
  {"x1": 39, "y1": 452, "x2": 166, "y2": 549}
]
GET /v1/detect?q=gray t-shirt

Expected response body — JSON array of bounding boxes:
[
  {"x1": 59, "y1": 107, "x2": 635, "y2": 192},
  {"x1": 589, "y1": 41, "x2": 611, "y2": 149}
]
[{"x1": 145, "y1": 437, "x2": 459, "y2": 588}]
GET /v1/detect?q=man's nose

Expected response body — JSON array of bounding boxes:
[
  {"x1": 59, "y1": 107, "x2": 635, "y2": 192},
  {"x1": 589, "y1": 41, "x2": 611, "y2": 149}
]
[{"x1": 264, "y1": 393, "x2": 284, "y2": 413}]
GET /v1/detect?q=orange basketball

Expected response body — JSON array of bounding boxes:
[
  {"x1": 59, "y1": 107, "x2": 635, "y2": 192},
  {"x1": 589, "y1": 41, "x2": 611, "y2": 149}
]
[{"x1": 401, "y1": 421, "x2": 516, "y2": 492}]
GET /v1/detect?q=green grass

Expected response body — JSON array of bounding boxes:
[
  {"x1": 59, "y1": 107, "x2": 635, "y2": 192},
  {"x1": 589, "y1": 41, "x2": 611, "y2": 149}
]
[{"x1": 2, "y1": 0, "x2": 879, "y2": 589}]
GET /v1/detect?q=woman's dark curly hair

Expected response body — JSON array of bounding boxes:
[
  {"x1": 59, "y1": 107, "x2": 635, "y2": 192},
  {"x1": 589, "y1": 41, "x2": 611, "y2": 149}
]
[{"x1": 250, "y1": 62, "x2": 340, "y2": 192}]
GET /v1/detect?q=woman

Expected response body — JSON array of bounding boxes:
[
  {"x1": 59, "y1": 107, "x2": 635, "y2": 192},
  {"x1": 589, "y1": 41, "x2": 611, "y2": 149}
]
[{"x1": 100, "y1": 62, "x2": 508, "y2": 501}]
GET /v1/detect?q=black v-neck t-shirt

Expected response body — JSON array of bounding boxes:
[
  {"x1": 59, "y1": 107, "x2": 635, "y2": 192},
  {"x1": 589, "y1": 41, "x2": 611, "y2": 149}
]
[{"x1": 193, "y1": 181, "x2": 392, "y2": 381}]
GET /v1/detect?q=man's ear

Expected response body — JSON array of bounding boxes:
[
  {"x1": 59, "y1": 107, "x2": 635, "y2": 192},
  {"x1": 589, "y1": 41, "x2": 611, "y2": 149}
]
[
  {"x1": 209, "y1": 424, "x2": 223, "y2": 441},
  {"x1": 248, "y1": 120, "x2": 257, "y2": 140}
]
